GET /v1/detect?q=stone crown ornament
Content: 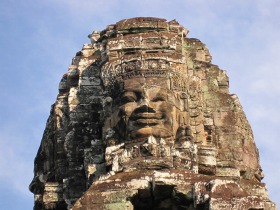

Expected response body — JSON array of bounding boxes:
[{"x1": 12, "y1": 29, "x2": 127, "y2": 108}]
[
  {"x1": 100, "y1": 18, "x2": 189, "y2": 91},
  {"x1": 30, "y1": 17, "x2": 276, "y2": 210}
]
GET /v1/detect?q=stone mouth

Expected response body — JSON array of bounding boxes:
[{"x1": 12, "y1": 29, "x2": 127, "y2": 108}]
[
  {"x1": 131, "y1": 113, "x2": 162, "y2": 119},
  {"x1": 134, "y1": 119, "x2": 160, "y2": 126},
  {"x1": 130, "y1": 113, "x2": 162, "y2": 126}
]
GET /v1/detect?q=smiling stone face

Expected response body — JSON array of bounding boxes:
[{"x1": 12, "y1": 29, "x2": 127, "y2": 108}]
[
  {"x1": 30, "y1": 17, "x2": 276, "y2": 210},
  {"x1": 119, "y1": 77, "x2": 178, "y2": 140}
]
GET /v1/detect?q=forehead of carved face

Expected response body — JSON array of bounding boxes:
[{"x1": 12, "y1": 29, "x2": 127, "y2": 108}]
[{"x1": 116, "y1": 77, "x2": 181, "y2": 140}]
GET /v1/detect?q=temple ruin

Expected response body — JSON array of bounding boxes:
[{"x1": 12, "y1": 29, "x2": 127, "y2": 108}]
[{"x1": 30, "y1": 17, "x2": 276, "y2": 210}]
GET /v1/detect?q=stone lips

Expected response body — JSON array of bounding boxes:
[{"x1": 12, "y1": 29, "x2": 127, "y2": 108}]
[{"x1": 30, "y1": 17, "x2": 276, "y2": 210}]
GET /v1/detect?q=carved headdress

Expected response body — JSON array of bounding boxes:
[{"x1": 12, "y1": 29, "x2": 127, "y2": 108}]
[{"x1": 97, "y1": 17, "x2": 190, "y2": 92}]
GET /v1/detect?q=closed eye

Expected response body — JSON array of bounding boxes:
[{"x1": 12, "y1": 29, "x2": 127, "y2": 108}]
[
  {"x1": 121, "y1": 91, "x2": 137, "y2": 104},
  {"x1": 151, "y1": 95, "x2": 166, "y2": 102},
  {"x1": 121, "y1": 96, "x2": 136, "y2": 103}
]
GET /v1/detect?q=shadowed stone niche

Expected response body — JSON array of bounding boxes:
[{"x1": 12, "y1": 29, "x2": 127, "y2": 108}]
[{"x1": 29, "y1": 17, "x2": 276, "y2": 210}]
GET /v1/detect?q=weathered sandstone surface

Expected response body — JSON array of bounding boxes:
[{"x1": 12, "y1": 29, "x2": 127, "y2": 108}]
[{"x1": 30, "y1": 17, "x2": 276, "y2": 210}]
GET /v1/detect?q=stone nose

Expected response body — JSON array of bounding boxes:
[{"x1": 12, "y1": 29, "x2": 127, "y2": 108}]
[
  {"x1": 139, "y1": 97, "x2": 149, "y2": 106},
  {"x1": 139, "y1": 89, "x2": 150, "y2": 105},
  {"x1": 133, "y1": 104, "x2": 155, "y2": 114}
]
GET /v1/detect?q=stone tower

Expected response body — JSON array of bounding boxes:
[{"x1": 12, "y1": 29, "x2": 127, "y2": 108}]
[{"x1": 30, "y1": 17, "x2": 276, "y2": 210}]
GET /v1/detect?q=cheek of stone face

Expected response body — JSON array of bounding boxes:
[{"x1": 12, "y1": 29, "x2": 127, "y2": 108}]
[
  {"x1": 161, "y1": 104, "x2": 175, "y2": 128},
  {"x1": 155, "y1": 100, "x2": 175, "y2": 118}
]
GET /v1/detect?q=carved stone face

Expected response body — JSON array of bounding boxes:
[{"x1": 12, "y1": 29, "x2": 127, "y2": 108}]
[{"x1": 117, "y1": 77, "x2": 179, "y2": 140}]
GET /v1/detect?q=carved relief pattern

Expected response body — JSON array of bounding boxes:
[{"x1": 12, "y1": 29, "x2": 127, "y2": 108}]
[{"x1": 29, "y1": 17, "x2": 276, "y2": 210}]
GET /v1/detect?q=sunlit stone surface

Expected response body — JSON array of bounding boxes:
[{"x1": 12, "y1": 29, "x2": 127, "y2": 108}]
[{"x1": 30, "y1": 17, "x2": 276, "y2": 210}]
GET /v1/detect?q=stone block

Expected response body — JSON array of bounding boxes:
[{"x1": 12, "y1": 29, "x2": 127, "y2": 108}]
[
  {"x1": 216, "y1": 167, "x2": 240, "y2": 177},
  {"x1": 30, "y1": 17, "x2": 276, "y2": 210}
]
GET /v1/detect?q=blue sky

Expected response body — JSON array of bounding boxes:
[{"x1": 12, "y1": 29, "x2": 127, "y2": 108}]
[{"x1": 1, "y1": 0, "x2": 279, "y2": 209}]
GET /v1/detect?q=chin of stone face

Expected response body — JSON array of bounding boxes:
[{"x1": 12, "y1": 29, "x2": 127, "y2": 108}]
[{"x1": 29, "y1": 17, "x2": 276, "y2": 210}]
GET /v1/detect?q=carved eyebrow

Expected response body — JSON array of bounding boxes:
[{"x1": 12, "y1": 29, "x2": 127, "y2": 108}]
[
  {"x1": 120, "y1": 91, "x2": 138, "y2": 104},
  {"x1": 122, "y1": 87, "x2": 142, "y2": 92},
  {"x1": 121, "y1": 91, "x2": 137, "y2": 98},
  {"x1": 122, "y1": 89, "x2": 143, "y2": 98},
  {"x1": 151, "y1": 92, "x2": 167, "y2": 101}
]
